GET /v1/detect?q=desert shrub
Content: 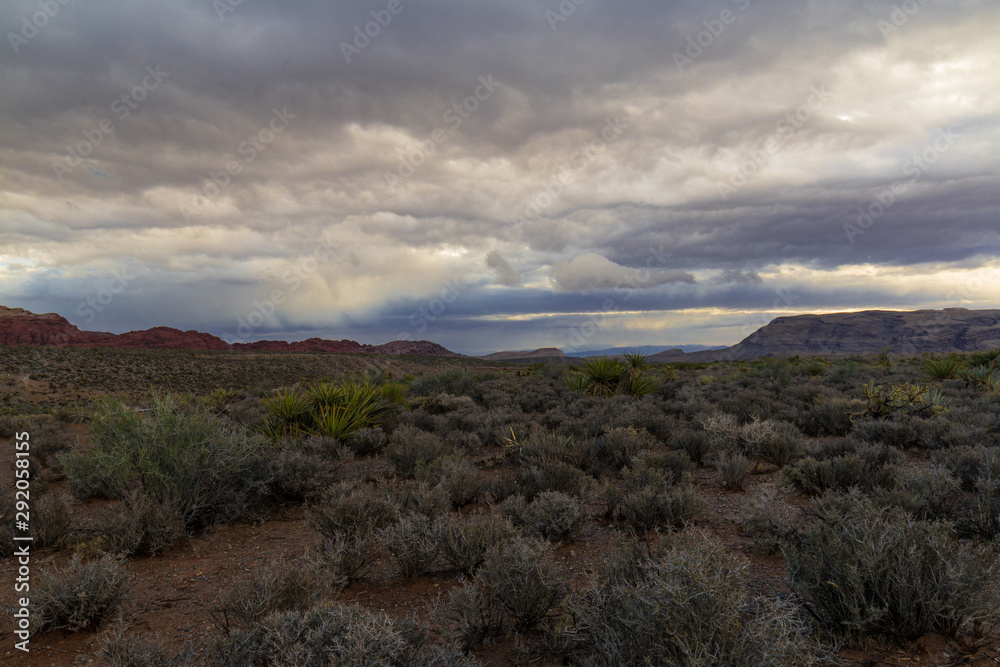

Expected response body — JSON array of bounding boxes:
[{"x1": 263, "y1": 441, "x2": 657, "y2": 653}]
[
  {"x1": 209, "y1": 560, "x2": 332, "y2": 632},
  {"x1": 409, "y1": 368, "x2": 497, "y2": 398},
  {"x1": 387, "y1": 480, "x2": 450, "y2": 519},
  {"x1": 98, "y1": 628, "x2": 196, "y2": 667},
  {"x1": 743, "y1": 419, "x2": 803, "y2": 466},
  {"x1": 934, "y1": 445, "x2": 1000, "y2": 491},
  {"x1": 671, "y1": 428, "x2": 712, "y2": 465},
  {"x1": 851, "y1": 415, "x2": 927, "y2": 450},
  {"x1": 786, "y1": 493, "x2": 1000, "y2": 641},
  {"x1": 101, "y1": 491, "x2": 186, "y2": 557},
  {"x1": 306, "y1": 483, "x2": 399, "y2": 540},
  {"x1": 32, "y1": 556, "x2": 131, "y2": 633},
  {"x1": 485, "y1": 472, "x2": 521, "y2": 504},
  {"x1": 517, "y1": 430, "x2": 591, "y2": 469},
  {"x1": 737, "y1": 486, "x2": 796, "y2": 554},
  {"x1": 926, "y1": 356, "x2": 963, "y2": 380},
  {"x1": 308, "y1": 533, "x2": 380, "y2": 582},
  {"x1": 784, "y1": 445, "x2": 900, "y2": 496},
  {"x1": 519, "y1": 460, "x2": 593, "y2": 500},
  {"x1": 348, "y1": 426, "x2": 388, "y2": 456},
  {"x1": 562, "y1": 534, "x2": 827, "y2": 666},
  {"x1": 210, "y1": 603, "x2": 479, "y2": 667},
  {"x1": 33, "y1": 421, "x2": 77, "y2": 476},
  {"x1": 266, "y1": 436, "x2": 349, "y2": 503},
  {"x1": 436, "y1": 514, "x2": 521, "y2": 575},
  {"x1": 475, "y1": 405, "x2": 533, "y2": 447},
  {"x1": 717, "y1": 453, "x2": 751, "y2": 490},
  {"x1": 501, "y1": 492, "x2": 588, "y2": 542},
  {"x1": 590, "y1": 426, "x2": 659, "y2": 473},
  {"x1": 61, "y1": 394, "x2": 266, "y2": 531},
  {"x1": 698, "y1": 412, "x2": 740, "y2": 453},
  {"x1": 605, "y1": 463, "x2": 703, "y2": 534},
  {"x1": 630, "y1": 449, "x2": 694, "y2": 485},
  {"x1": 29, "y1": 492, "x2": 70, "y2": 548},
  {"x1": 437, "y1": 537, "x2": 565, "y2": 649},
  {"x1": 378, "y1": 514, "x2": 439, "y2": 579},
  {"x1": 876, "y1": 465, "x2": 963, "y2": 522},
  {"x1": 796, "y1": 398, "x2": 860, "y2": 437},
  {"x1": 415, "y1": 456, "x2": 483, "y2": 507},
  {"x1": 386, "y1": 425, "x2": 448, "y2": 478}
]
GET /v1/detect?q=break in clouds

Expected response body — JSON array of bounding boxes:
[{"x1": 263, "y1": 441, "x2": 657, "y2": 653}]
[{"x1": 1, "y1": 0, "x2": 998, "y2": 354}]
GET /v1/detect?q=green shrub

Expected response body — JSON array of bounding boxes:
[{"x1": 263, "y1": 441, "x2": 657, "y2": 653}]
[
  {"x1": 925, "y1": 357, "x2": 963, "y2": 380},
  {"x1": 32, "y1": 556, "x2": 131, "y2": 633},
  {"x1": 671, "y1": 428, "x2": 712, "y2": 465},
  {"x1": 436, "y1": 514, "x2": 521, "y2": 575},
  {"x1": 388, "y1": 480, "x2": 450, "y2": 519},
  {"x1": 349, "y1": 426, "x2": 388, "y2": 455},
  {"x1": 737, "y1": 486, "x2": 796, "y2": 554},
  {"x1": 437, "y1": 537, "x2": 565, "y2": 649},
  {"x1": 796, "y1": 398, "x2": 860, "y2": 437},
  {"x1": 378, "y1": 514, "x2": 439, "y2": 579},
  {"x1": 102, "y1": 490, "x2": 186, "y2": 557},
  {"x1": 501, "y1": 491, "x2": 588, "y2": 542},
  {"x1": 61, "y1": 394, "x2": 265, "y2": 531},
  {"x1": 784, "y1": 445, "x2": 899, "y2": 496},
  {"x1": 209, "y1": 560, "x2": 332, "y2": 632},
  {"x1": 934, "y1": 445, "x2": 1000, "y2": 491},
  {"x1": 386, "y1": 425, "x2": 448, "y2": 478},
  {"x1": 876, "y1": 465, "x2": 963, "y2": 522},
  {"x1": 259, "y1": 381, "x2": 388, "y2": 441},
  {"x1": 266, "y1": 436, "x2": 349, "y2": 503},
  {"x1": 519, "y1": 460, "x2": 593, "y2": 500},
  {"x1": 605, "y1": 463, "x2": 703, "y2": 534},
  {"x1": 306, "y1": 483, "x2": 398, "y2": 540},
  {"x1": 210, "y1": 603, "x2": 478, "y2": 667},
  {"x1": 717, "y1": 453, "x2": 751, "y2": 490},
  {"x1": 415, "y1": 456, "x2": 483, "y2": 507},
  {"x1": 786, "y1": 493, "x2": 1000, "y2": 641},
  {"x1": 98, "y1": 628, "x2": 195, "y2": 667},
  {"x1": 562, "y1": 534, "x2": 827, "y2": 666}
]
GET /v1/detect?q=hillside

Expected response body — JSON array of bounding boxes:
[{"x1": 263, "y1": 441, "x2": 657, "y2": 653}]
[
  {"x1": 649, "y1": 308, "x2": 1000, "y2": 363},
  {"x1": 0, "y1": 305, "x2": 461, "y2": 357}
]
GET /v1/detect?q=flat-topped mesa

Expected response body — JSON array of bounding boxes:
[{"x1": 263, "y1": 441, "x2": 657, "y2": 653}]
[
  {"x1": 648, "y1": 308, "x2": 1000, "y2": 363},
  {"x1": 0, "y1": 305, "x2": 463, "y2": 356},
  {"x1": 480, "y1": 347, "x2": 567, "y2": 360}
]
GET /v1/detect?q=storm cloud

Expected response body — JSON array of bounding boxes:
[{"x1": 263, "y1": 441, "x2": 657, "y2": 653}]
[{"x1": 1, "y1": 0, "x2": 998, "y2": 354}]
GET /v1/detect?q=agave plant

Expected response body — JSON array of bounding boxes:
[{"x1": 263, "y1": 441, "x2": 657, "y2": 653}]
[
  {"x1": 260, "y1": 388, "x2": 311, "y2": 439},
  {"x1": 565, "y1": 353, "x2": 659, "y2": 398},
  {"x1": 958, "y1": 365, "x2": 1000, "y2": 392}
]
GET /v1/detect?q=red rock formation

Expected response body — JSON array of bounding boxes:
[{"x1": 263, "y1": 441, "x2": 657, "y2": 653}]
[{"x1": 0, "y1": 305, "x2": 463, "y2": 356}]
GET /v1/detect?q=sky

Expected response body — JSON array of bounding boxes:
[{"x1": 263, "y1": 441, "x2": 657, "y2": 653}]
[{"x1": 1, "y1": 0, "x2": 998, "y2": 356}]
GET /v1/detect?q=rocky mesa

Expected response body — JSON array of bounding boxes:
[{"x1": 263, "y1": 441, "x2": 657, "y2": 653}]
[
  {"x1": 0, "y1": 305, "x2": 462, "y2": 356},
  {"x1": 649, "y1": 308, "x2": 1000, "y2": 363}
]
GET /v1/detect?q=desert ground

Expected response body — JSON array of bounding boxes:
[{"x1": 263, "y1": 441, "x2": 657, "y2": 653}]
[{"x1": 2, "y1": 346, "x2": 1000, "y2": 666}]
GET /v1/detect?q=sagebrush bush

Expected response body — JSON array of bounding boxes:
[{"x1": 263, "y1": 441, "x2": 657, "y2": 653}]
[
  {"x1": 436, "y1": 514, "x2": 520, "y2": 575},
  {"x1": 796, "y1": 398, "x2": 860, "y2": 437},
  {"x1": 349, "y1": 426, "x2": 388, "y2": 455},
  {"x1": 437, "y1": 537, "x2": 565, "y2": 648},
  {"x1": 33, "y1": 556, "x2": 131, "y2": 633},
  {"x1": 415, "y1": 456, "x2": 483, "y2": 507},
  {"x1": 102, "y1": 490, "x2": 186, "y2": 557},
  {"x1": 306, "y1": 482, "x2": 399, "y2": 540},
  {"x1": 562, "y1": 534, "x2": 827, "y2": 666},
  {"x1": 30, "y1": 492, "x2": 70, "y2": 548},
  {"x1": 784, "y1": 445, "x2": 900, "y2": 496},
  {"x1": 671, "y1": 428, "x2": 712, "y2": 465},
  {"x1": 591, "y1": 426, "x2": 659, "y2": 472},
  {"x1": 388, "y1": 480, "x2": 450, "y2": 519},
  {"x1": 61, "y1": 394, "x2": 266, "y2": 531},
  {"x1": 629, "y1": 449, "x2": 693, "y2": 485},
  {"x1": 737, "y1": 486, "x2": 796, "y2": 554},
  {"x1": 210, "y1": 603, "x2": 479, "y2": 667},
  {"x1": 717, "y1": 453, "x2": 751, "y2": 490},
  {"x1": 99, "y1": 628, "x2": 196, "y2": 667},
  {"x1": 605, "y1": 463, "x2": 703, "y2": 534},
  {"x1": 786, "y1": 492, "x2": 1000, "y2": 641},
  {"x1": 934, "y1": 445, "x2": 1000, "y2": 491},
  {"x1": 519, "y1": 460, "x2": 593, "y2": 500},
  {"x1": 876, "y1": 465, "x2": 963, "y2": 522},
  {"x1": 210, "y1": 560, "x2": 332, "y2": 632},
  {"x1": 385, "y1": 425, "x2": 448, "y2": 478},
  {"x1": 267, "y1": 436, "x2": 349, "y2": 503},
  {"x1": 378, "y1": 514, "x2": 439, "y2": 579},
  {"x1": 501, "y1": 491, "x2": 588, "y2": 542}
]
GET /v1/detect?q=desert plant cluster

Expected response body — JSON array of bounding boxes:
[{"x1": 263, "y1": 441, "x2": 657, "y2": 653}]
[{"x1": 1, "y1": 348, "x2": 1000, "y2": 664}]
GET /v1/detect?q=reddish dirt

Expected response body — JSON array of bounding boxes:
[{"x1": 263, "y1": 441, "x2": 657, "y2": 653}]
[{"x1": 3, "y1": 432, "x2": 1000, "y2": 666}]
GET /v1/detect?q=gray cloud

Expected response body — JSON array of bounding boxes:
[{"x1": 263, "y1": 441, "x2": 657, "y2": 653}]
[{"x1": 1, "y1": 0, "x2": 999, "y2": 354}]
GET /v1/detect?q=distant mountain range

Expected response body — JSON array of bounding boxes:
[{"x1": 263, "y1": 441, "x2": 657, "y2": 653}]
[
  {"x1": 0, "y1": 306, "x2": 460, "y2": 356},
  {"x1": 4, "y1": 305, "x2": 999, "y2": 361},
  {"x1": 647, "y1": 308, "x2": 1000, "y2": 362}
]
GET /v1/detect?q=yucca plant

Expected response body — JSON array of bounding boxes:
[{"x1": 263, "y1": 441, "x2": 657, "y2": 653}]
[
  {"x1": 260, "y1": 389, "x2": 312, "y2": 440},
  {"x1": 565, "y1": 353, "x2": 659, "y2": 398},
  {"x1": 966, "y1": 349, "x2": 1000, "y2": 369},
  {"x1": 311, "y1": 381, "x2": 386, "y2": 441},
  {"x1": 925, "y1": 357, "x2": 962, "y2": 381}
]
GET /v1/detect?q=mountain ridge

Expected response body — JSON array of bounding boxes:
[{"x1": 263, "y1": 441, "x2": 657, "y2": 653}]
[{"x1": 0, "y1": 305, "x2": 461, "y2": 356}]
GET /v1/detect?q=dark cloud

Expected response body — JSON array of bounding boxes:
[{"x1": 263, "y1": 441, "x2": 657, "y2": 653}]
[{"x1": 1, "y1": 0, "x2": 998, "y2": 353}]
